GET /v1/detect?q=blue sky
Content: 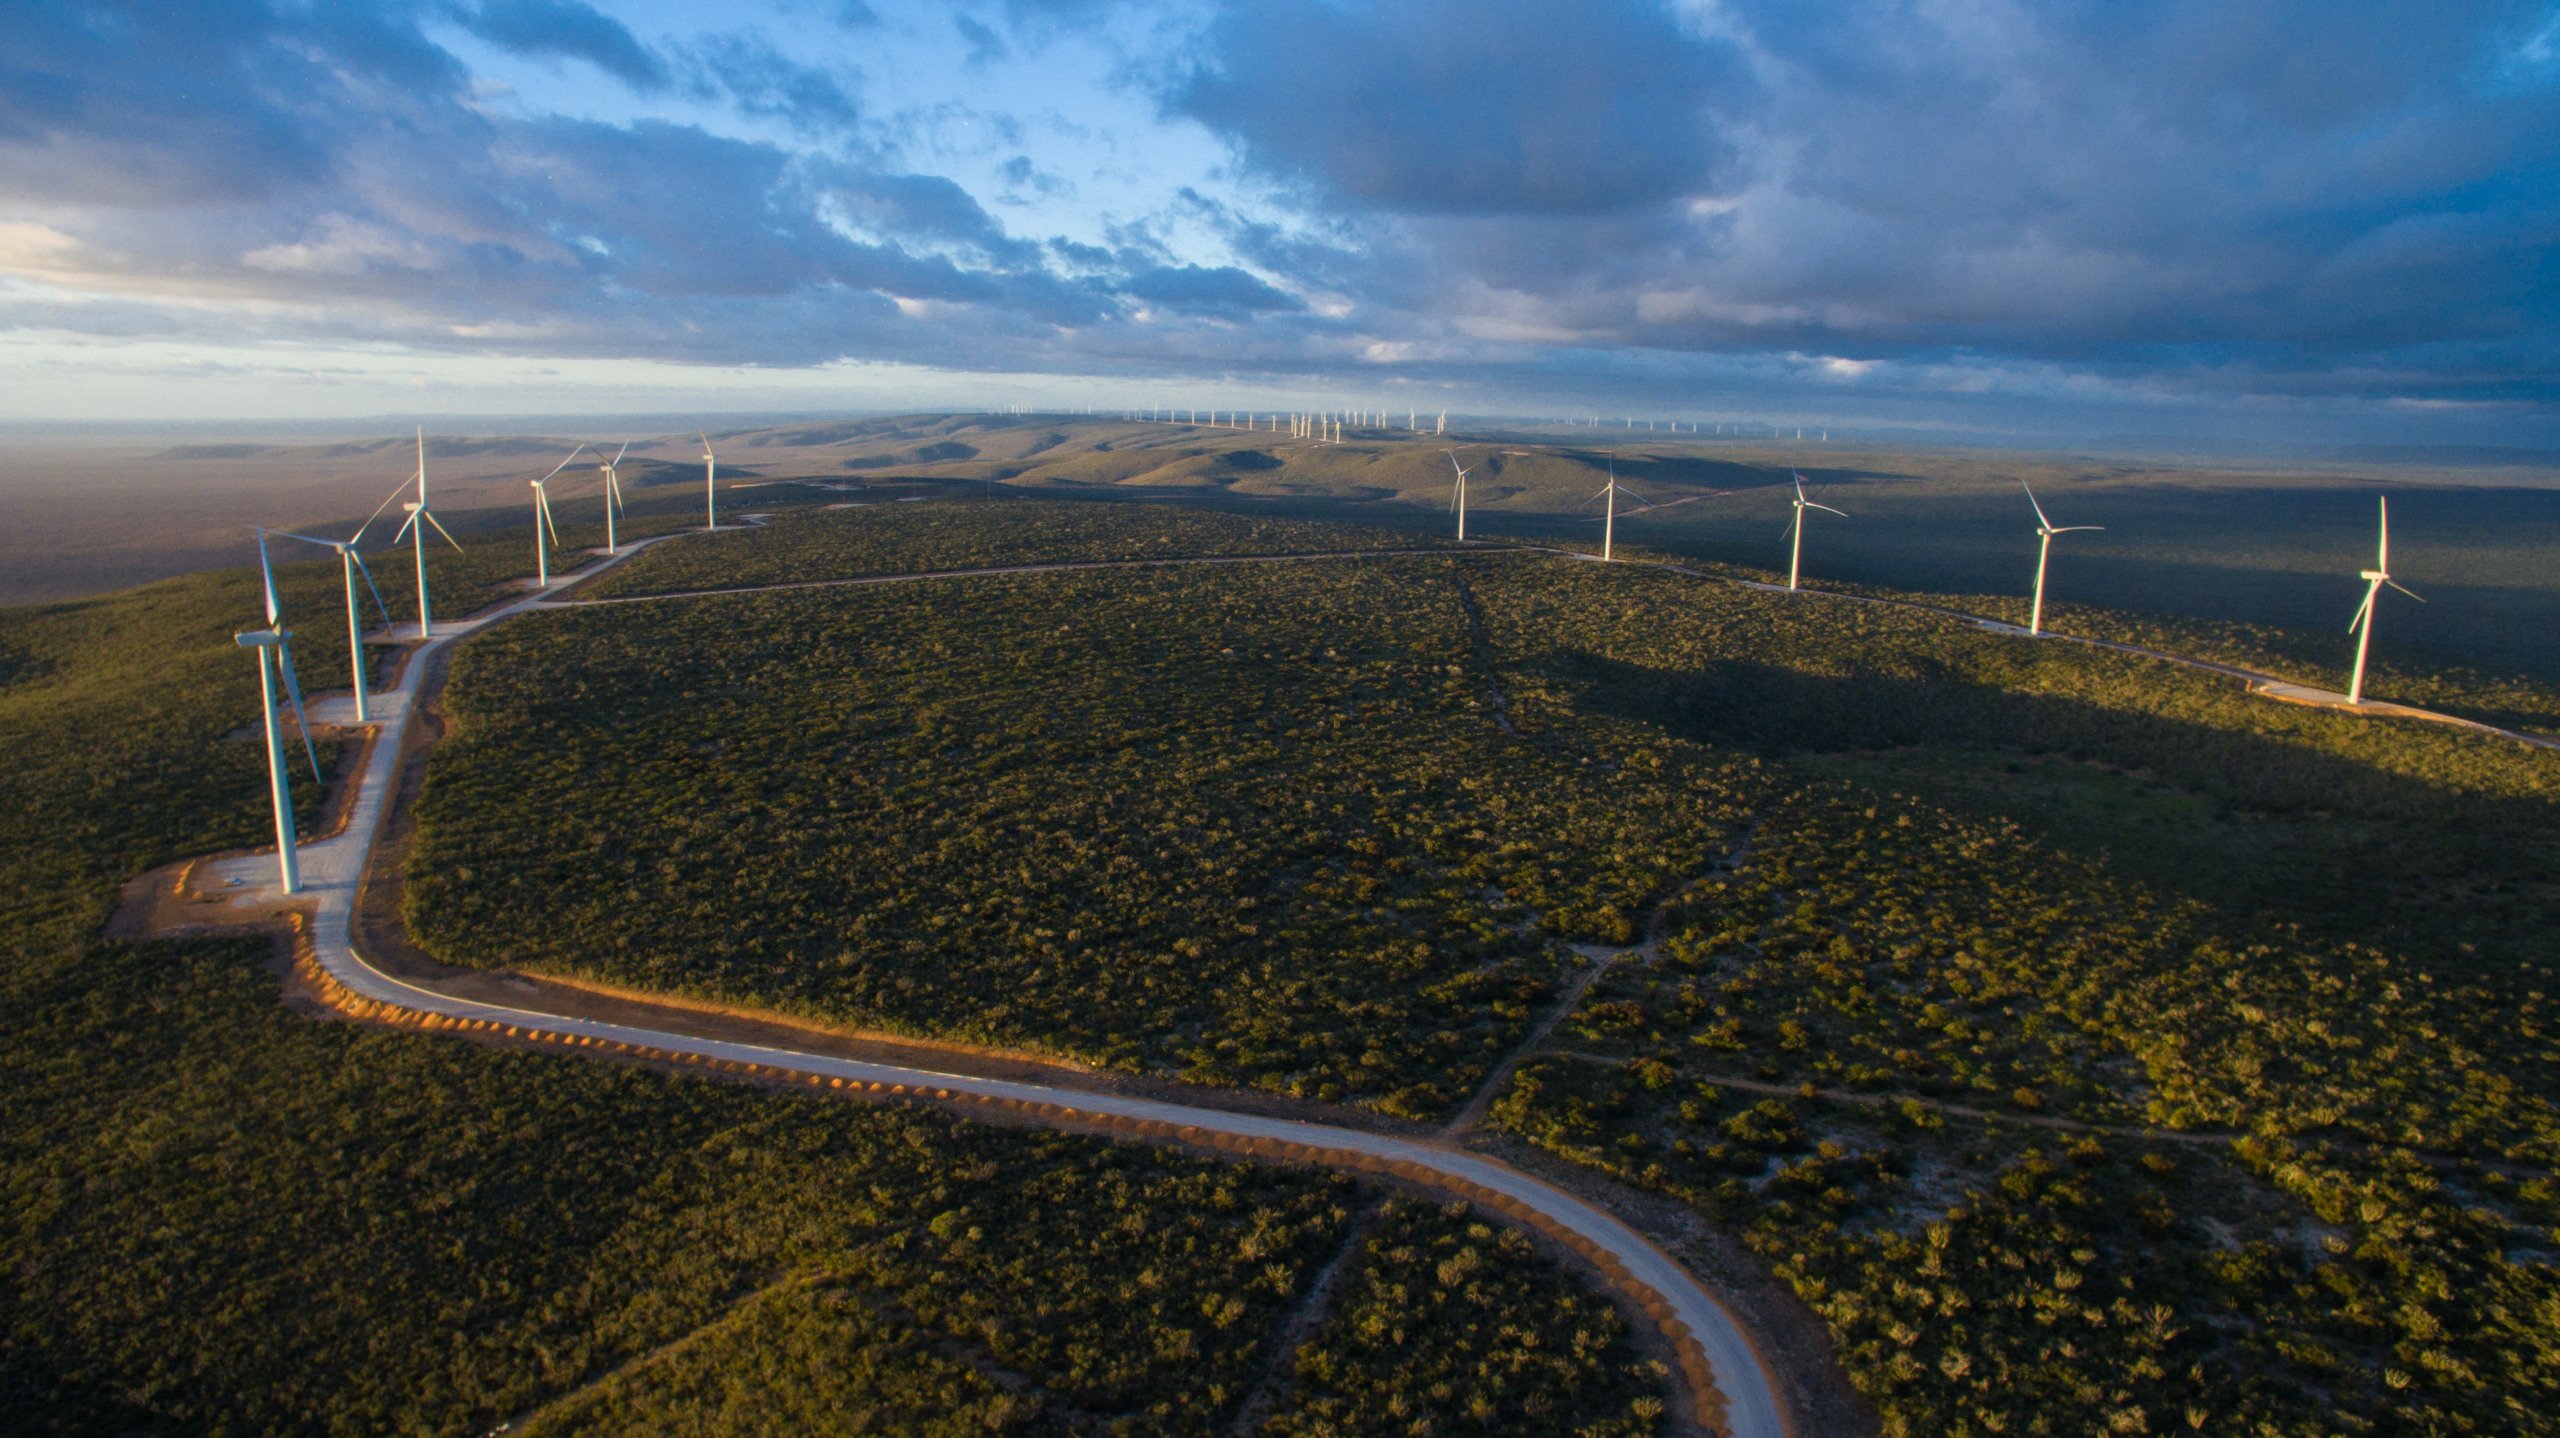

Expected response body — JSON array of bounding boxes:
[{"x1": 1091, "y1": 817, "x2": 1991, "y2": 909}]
[{"x1": 3, "y1": 0, "x2": 2558, "y2": 445}]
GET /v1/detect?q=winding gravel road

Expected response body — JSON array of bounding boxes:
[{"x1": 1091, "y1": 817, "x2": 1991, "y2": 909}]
[{"x1": 200, "y1": 530, "x2": 1791, "y2": 1438}]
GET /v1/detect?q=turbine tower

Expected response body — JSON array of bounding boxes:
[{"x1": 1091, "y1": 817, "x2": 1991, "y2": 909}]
[
  {"x1": 700, "y1": 432, "x2": 719, "y2": 532},
  {"x1": 391, "y1": 429, "x2": 464, "y2": 638},
  {"x1": 2346, "y1": 496, "x2": 2423, "y2": 705},
  {"x1": 597, "y1": 442, "x2": 629, "y2": 553},
  {"x1": 1444, "y1": 450, "x2": 1473, "y2": 542},
  {"x1": 236, "y1": 534, "x2": 326, "y2": 893},
  {"x1": 2022, "y1": 483, "x2": 2102, "y2": 637},
  {"x1": 1785, "y1": 472, "x2": 1847, "y2": 591},
  {"x1": 1587, "y1": 463, "x2": 1648, "y2": 562},
  {"x1": 529, "y1": 445, "x2": 584, "y2": 586},
  {"x1": 256, "y1": 526, "x2": 391, "y2": 723}
]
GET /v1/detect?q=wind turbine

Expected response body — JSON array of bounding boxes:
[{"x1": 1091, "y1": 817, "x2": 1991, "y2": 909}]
[
  {"x1": 391, "y1": 428, "x2": 465, "y2": 638},
  {"x1": 255, "y1": 526, "x2": 391, "y2": 723},
  {"x1": 236, "y1": 533, "x2": 327, "y2": 894},
  {"x1": 1586, "y1": 462, "x2": 1648, "y2": 561},
  {"x1": 528, "y1": 445, "x2": 585, "y2": 587},
  {"x1": 700, "y1": 432, "x2": 719, "y2": 531},
  {"x1": 2346, "y1": 496, "x2": 2423, "y2": 705},
  {"x1": 1785, "y1": 472, "x2": 1846, "y2": 591},
  {"x1": 1443, "y1": 450, "x2": 1473, "y2": 541},
  {"x1": 2022, "y1": 483, "x2": 2103, "y2": 637},
  {"x1": 597, "y1": 442, "x2": 630, "y2": 553}
]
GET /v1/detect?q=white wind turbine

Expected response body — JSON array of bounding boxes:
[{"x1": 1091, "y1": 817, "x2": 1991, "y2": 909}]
[
  {"x1": 1443, "y1": 450, "x2": 1473, "y2": 541},
  {"x1": 700, "y1": 432, "x2": 720, "y2": 531},
  {"x1": 255, "y1": 525, "x2": 392, "y2": 723},
  {"x1": 1586, "y1": 462, "x2": 1649, "y2": 562},
  {"x1": 391, "y1": 428, "x2": 465, "y2": 637},
  {"x1": 2346, "y1": 496, "x2": 2423, "y2": 705},
  {"x1": 1785, "y1": 472, "x2": 1846, "y2": 591},
  {"x1": 528, "y1": 445, "x2": 585, "y2": 587},
  {"x1": 596, "y1": 442, "x2": 630, "y2": 553},
  {"x1": 236, "y1": 533, "x2": 328, "y2": 893},
  {"x1": 2022, "y1": 483, "x2": 2103, "y2": 637}
]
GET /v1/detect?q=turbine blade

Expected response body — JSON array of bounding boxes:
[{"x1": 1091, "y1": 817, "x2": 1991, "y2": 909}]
[
  {"x1": 424, "y1": 509, "x2": 465, "y2": 552},
  {"x1": 2022, "y1": 481, "x2": 2054, "y2": 531},
  {"x1": 2054, "y1": 525, "x2": 2105, "y2": 534},
  {"x1": 277, "y1": 635, "x2": 324, "y2": 785},
  {"x1": 392, "y1": 511, "x2": 419, "y2": 546},
  {"x1": 257, "y1": 532, "x2": 281, "y2": 626},
  {"x1": 348, "y1": 479, "x2": 412, "y2": 547},
  {"x1": 2349, "y1": 585, "x2": 2376, "y2": 634},
  {"x1": 2377, "y1": 495, "x2": 2391, "y2": 571},
  {"x1": 349, "y1": 548, "x2": 391, "y2": 625},
  {"x1": 612, "y1": 440, "x2": 629, "y2": 466},
  {"x1": 1807, "y1": 502, "x2": 1849, "y2": 518},
  {"x1": 2388, "y1": 580, "x2": 2426, "y2": 604},
  {"x1": 540, "y1": 444, "x2": 587, "y2": 483},
  {"x1": 265, "y1": 528, "x2": 347, "y2": 548}
]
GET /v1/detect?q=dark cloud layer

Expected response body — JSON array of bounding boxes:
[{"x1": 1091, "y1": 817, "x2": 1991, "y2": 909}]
[
  {"x1": 1173, "y1": 0, "x2": 1748, "y2": 216},
  {"x1": 2, "y1": 0, "x2": 2557, "y2": 439}
]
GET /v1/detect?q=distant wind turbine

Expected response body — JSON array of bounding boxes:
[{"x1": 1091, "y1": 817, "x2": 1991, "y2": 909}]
[
  {"x1": 1785, "y1": 472, "x2": 1846, "y2": 591},
  {"x1": 597, "y1": 442, "x2": 629, "y2": 553},
  {"x1": 2346, "y1": 496, "x2": 2423, "y2": 705},
  {"x1": 700, "y1": 433, "x2": 719, "y2": 531},
  {"x1": 2021, "y1": 483, "x2": 2102, "y2": 637},
  {"x1": 257, "y1": 525, "x2": 391, "y2": 723},
  {"x1": 1587, "y1": 462, "x2": 1649, "y2": 562},
  {"x1": 236, "y1": 533, "x2": 327, "y2": 893},
  {"x1": 1444, "y1": 450, "x2": 1473, "y2": 542},
  {"x1": 391, "y1": 429, "x2": 465, "y2": 638},
  {"x1": 529, "y1": 446, "x2": 583, "y2": 587}
]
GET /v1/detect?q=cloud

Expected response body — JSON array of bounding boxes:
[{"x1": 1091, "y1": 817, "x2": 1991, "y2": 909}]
[
  {"x1": 1172, "y1": 0, "x2": 1749, "y2": 216},
  {"x1": 685, "y1": 34, "x2": 864, "y2": 140},
  {"x1": 1151, "y1": 0, "x2": 2560, "y2": 425},
  {"x1": 448, "y1": 0, "x2": 670, "y2": 91},
  {"x1": 0, "y1": 0, "x2": 2556, "y2": 441},
  {"x1": 1119, "y1": 263, "x2": 1303, "y2": 317}
]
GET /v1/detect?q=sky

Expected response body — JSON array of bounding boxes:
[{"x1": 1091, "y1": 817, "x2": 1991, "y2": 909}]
[{"x1": 3, "y1": 0, "x2": 2558, "y2": 446}]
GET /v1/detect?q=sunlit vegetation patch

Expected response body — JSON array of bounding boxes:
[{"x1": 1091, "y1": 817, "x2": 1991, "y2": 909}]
[
  {"x1": 585, "y1": 498, "x2": 1440, "y2": 598},
  {"x1": 1818, "y1": 576, "x2": 2560, "y2": 736},
  {"x1": 1258, "y1": 1201, "x2": 1666, "y2": 1436},
  {"x1": 1469, "y1": 559, "x2": 2560, "y2": 1435},
  {"x1": 413, "y1": 555, "x2": 1751, "y2": 1117},
  {"x1": 0, "y1": 556, "x2": 1664, "y2": 1434}
]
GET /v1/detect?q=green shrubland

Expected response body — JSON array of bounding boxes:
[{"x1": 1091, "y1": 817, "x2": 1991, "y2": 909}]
[
  {"x1": 586, "y1": 498, "x2": 1438, "y2": 598},
  {"x1": 0, "y1": 517, "x2": 1665, "y2": 1436},
  {"x1": 1466, "y1": 558, "x2": 2560, "y2": 1436},
  {"x1": 1259, "y1": 1201, "x2": 1666, "y2": 1436},
  {"x1": 413, "y1": 553, "x2": 1748, "y2": 1117}
]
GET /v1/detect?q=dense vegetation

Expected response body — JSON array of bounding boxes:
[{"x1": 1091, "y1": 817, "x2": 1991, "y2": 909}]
[
  {"x1": 413, "y1": 498, "x2": 2560, "y2": 1429},
  {"x1": 414, "y1": 552, "x2": 1747, "y2": 1116},
  {"x1": 0, "y1": 524, "x2": 1664, "y2": 1434},
  {"x1": 585, "y1": 497, "x2": 1439, "y2": 598},
  {"x1": 1796, "y1": 573, "x2": 2560, "y2": 737},
  {"x1": 1463, "y1": 559, "x2": 2560, "y2": 1436},
  {"x1": 1258, "y1": 1201, "x2": 1666, "y2": 1436}
]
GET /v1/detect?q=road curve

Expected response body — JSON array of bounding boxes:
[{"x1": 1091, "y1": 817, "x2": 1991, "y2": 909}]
[{"x1": 205, "y1": 531, "x2": 1790, "y2": 1438}]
